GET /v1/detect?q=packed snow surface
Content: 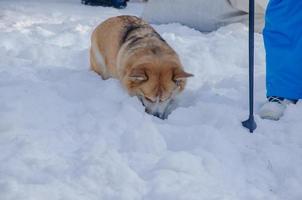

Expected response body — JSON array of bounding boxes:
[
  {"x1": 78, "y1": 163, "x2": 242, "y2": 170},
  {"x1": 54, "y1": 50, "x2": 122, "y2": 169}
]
[{"x1": 0, "y1": 1, "x2": 302, "y2": 200}]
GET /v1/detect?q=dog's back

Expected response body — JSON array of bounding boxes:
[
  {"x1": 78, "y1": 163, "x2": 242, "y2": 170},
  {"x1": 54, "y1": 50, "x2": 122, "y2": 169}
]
[{"x1": 90, "y1": 15, "x2": 177, "y2": 80}]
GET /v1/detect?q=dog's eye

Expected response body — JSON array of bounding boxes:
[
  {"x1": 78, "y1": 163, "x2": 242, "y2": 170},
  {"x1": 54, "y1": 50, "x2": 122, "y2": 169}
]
[
  {"x1": 130, "y1": 77, "x2": 148, "y2": 85},
  {"x1": 145, "y1": 97, "x2": 155, "y2": 103},
  {"x1": 174, "y1": 80, "x2": 181, "y2": 87},
  {"x1": 131, "y1": 77, "x2": 146, "y2": 83}
]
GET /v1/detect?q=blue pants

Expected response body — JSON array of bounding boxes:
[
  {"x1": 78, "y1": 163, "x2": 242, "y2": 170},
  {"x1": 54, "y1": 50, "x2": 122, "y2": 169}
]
[{"x1": 263, "y1": 0, "x2": 302, "y2": 99}]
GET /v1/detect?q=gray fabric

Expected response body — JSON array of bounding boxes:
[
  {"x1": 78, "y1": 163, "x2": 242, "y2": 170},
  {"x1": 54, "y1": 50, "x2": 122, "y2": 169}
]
[
  {"x1": 230, "y1": 0, "x2": 268, "y2": 13},
  {"x1": 142, "y1": 0, "x2": 267, "y2": 32}
]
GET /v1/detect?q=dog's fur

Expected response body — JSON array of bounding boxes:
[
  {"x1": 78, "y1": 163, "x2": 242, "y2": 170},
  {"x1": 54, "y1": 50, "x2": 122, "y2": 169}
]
[{"x1": 90, "y1": 15, "x2": 193, "y2": 119}]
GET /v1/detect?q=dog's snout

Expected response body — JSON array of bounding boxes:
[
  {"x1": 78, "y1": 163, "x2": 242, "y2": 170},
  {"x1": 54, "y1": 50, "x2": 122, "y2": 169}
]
[
  {"x1": 152, "y1": 111, "x2": 166, "y2": 119},
  {"x1": 154, "y1": 112, "x2": 161, "y2": 118},
  {"x1": 145, "y1": 108, "x2": 165, "y2": 119},
  {"x1": 141, "y1": 95, "x2": 174, "y2": 120}
]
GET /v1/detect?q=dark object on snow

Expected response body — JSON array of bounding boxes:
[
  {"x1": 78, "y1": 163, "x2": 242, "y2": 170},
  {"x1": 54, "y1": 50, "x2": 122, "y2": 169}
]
[
  {"x1": 81, "y1": 0, "x2": 128, "y2": 9},
  {"x1": 242, "y1": 0, "x2": 257, "y2": 133}
]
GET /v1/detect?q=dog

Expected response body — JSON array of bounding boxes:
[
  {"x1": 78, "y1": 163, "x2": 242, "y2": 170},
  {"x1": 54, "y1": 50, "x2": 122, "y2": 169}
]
[{"x1": 90, "y1": 15, "x2": 193, "y2": 119}]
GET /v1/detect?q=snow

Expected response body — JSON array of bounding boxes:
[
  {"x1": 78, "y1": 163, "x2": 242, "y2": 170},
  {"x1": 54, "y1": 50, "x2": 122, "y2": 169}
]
[{"x1": 0, "y1": 1, "x2": 302, "y2": 200}]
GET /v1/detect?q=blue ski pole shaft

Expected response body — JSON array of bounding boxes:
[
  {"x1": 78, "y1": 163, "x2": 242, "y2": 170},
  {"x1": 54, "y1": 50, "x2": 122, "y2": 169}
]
[
  {"x1": 249, "y1": 0, "x2": 254, "y2": 118},
  {"x1": 242, "y1": 0, "x2": 257, "y2": 133}
]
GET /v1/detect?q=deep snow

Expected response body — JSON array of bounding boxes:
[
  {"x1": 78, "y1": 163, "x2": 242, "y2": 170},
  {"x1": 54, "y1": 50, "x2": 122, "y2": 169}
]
[{"x1": 0, "y1": 1, "x2": 302, "y2": 200}]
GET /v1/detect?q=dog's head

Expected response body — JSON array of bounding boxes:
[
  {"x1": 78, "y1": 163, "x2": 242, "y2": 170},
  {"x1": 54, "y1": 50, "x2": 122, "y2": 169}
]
[{"x1": 122, "y1": 61, "x2": 193, "y2": 119}]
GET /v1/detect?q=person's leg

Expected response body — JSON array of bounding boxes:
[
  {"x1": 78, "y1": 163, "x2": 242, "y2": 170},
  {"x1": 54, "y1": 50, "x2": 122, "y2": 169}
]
[
  {"x1": 112, "y1": 0, "x2": 127, "y2": 8},
  {"x1": 82, "y1": 0, "x2": 112, "y2": 6},
  {"x1": 260, "y1": 0, "x2": 302, "y2": 120},
  {"x1": 81, "y1": 0, "x2": 127, "y2": 8},
  {"x1": 263, "y1": 0, "x2": 302, "y2": 99}
]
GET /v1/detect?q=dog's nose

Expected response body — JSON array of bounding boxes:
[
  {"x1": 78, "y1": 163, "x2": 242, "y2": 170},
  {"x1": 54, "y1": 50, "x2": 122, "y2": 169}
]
[
  {"x1": 154, "y1": 112, "x2": 161, "y2": 118},
  {"x1": 153, "y1": 112, "x2": 167, "y2": 119},
  {"x1": 145, "y1": 108, "x2": 161, "y2": 118}
]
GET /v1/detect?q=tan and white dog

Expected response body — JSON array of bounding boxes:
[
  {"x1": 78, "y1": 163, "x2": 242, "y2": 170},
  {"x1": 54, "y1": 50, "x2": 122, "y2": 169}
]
[{"x1": 90, "y1": 15, "x2": 193, "y2": 119}]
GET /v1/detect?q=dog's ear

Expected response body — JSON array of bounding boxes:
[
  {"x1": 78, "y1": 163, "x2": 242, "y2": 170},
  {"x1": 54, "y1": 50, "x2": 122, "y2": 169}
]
[
  {"x1": 173, "y1": 69, "x2": 193, "y2": 87},
  {"x1": 173, "y1": 69, "x2": 193, "y2": 82},
  {"x1": 128, "y1": 68, "x2": 147, "y2": 82}
]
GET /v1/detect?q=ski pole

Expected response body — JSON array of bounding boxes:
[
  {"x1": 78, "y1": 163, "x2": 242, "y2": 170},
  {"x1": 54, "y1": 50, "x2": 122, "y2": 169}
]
[{"x1": 242, "y1": 0, "x2": 257, "y2": 133}]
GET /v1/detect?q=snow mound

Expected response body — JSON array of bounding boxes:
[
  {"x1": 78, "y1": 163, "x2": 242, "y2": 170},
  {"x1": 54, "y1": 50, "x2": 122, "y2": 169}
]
[{"x1": 0, "y1": 1, "x2": 301, "y2": 200}]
